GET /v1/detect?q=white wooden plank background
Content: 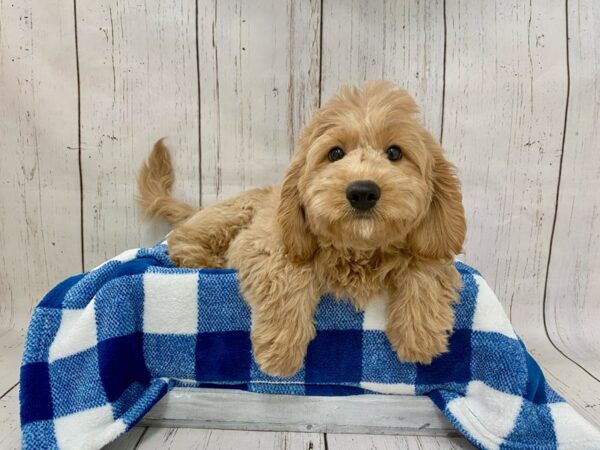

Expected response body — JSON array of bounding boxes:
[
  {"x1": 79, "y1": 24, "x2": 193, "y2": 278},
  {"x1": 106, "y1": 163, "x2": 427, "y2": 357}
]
[
  {"x1": 321, "y1": 0, "x2": 445, "y2": 138},
  {"x1": 77, "y1": 0, "x2": 200, "y2": 269},
  {"x1": 2, "y1": 0, "x2": 600, "y2": 448},
  {"x1": 0, "y1": 0, "x2": 81, "y2": 332},
  {"x1": 442, "y1": 0, "x2": 600, "y2": 427},
  {"x1": 198, "y1": 0, "x2": 321, "y2": 204},
  {"x1": 443, "y1": 0, "x2": 567, "y2": 322},
  {"x1": 545, "y1": 0, "x2": 600, "y2": 378}
]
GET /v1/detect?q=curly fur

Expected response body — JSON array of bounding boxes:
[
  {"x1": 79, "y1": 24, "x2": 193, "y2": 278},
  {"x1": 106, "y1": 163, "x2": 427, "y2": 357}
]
[{"x1": 137, "y1": 82, "x2": 466, "y2": 376}]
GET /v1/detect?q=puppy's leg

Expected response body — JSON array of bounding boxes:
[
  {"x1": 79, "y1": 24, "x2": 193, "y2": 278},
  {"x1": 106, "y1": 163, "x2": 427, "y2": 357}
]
[
  {"x1": 250, "y1": 262, "x2": 320, "y2": 377},
  {"x1": 386, "y1": 261, "x2": 462, "y2": 364},
  {"x1": 168, "y1": 188, "x2": 271, "y2": 268},
  {"x1": 228, "y1": 236, "x2": 320, "y2": 376}
]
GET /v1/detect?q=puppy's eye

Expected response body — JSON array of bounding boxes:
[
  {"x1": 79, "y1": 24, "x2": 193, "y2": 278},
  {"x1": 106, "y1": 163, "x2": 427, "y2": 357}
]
[
  {"x1": 328, "y1": 147, "x2": 345, "y2": 162},
  {"x1": 386, "y1": 146, "x2": 403, "y2": 161}
]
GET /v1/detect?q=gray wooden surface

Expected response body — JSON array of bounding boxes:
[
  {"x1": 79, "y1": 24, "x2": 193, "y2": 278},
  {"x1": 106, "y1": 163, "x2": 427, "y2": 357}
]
[
  {"x1": 1, "y1": 0, "x2": 600, "y2": 448},
  {"x1": 139, "y1": 388, "x2": 453, "y2": 434}
]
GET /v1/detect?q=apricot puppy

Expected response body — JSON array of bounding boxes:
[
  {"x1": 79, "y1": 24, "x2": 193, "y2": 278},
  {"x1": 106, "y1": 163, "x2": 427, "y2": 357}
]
[{"x1": 138, "y1": 82, "x2": 466, "y2": 377}]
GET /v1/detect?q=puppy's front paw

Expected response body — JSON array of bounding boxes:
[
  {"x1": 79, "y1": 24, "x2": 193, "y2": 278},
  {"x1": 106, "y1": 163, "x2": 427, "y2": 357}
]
[
  {"x1": 386, "y1": 326, "x2": 450, "y2": 365},
  {"x1": 251, "y1": 326, "x2": 311, "y2": 377}
]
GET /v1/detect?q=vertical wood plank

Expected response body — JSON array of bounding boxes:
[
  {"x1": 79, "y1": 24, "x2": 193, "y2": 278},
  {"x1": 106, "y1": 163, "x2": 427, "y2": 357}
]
[
  {"x1": 77, "y1": 0, "x2": 200, "y2": 269},
  {"x1": 443, "y1": 0, "x2": 600, "y2": 426},
  {"x1": 443, "y1": 0, "x2": 566, "y2": 341},
  {"x1": 198, "y1": 0, "x2": 321, "y2": 204},
  {"x1": 320, "y1": 0, "x2": 445, "y2": 138},
  {"x1": 0, "y1": 0, "x2": 81, "y2": 330},
  {"x1": 545, "y1": 0, "x2": 600, "y2": 375},
  {"x1": 136, "y1": 428, "x2": 325, "y2": 450}
]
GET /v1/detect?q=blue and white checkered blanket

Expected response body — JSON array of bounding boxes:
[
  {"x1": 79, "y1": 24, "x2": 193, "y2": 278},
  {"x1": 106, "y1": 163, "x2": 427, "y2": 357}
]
[{"x1": 20, "y1": 241, "x2": 600, "y2": 449}]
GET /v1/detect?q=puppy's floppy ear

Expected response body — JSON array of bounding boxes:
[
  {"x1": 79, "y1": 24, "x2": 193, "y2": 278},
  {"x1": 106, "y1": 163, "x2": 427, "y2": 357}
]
[
  {"x1": 277, "y1": 156, "x2": 318, "y2": 263},
  {"x1": 408, "y1": 134, "x2": 466, "y2": 260}
]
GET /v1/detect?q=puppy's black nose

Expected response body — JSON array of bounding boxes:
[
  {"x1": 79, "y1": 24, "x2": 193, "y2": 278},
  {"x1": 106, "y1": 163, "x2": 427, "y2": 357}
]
[{"x1": 346, "y1": 180, "x2": 381, "y2": 211}]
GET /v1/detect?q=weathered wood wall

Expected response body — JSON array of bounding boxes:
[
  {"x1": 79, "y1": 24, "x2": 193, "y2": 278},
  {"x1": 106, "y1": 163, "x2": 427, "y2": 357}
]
[{"x1": 1, "y1": 0, "x2": 599, "y2": 427}]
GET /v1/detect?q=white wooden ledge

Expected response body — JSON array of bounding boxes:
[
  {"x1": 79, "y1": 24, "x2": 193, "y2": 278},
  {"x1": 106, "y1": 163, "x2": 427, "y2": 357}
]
[{"x1": 140, "y1": 388, "x2": 456, "y2": 436}]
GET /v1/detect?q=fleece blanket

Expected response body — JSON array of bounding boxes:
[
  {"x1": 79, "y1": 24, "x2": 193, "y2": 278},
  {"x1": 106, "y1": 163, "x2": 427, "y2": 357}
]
[{"x1": 20, "y1": 241, "x2": 600, "y2": 450}]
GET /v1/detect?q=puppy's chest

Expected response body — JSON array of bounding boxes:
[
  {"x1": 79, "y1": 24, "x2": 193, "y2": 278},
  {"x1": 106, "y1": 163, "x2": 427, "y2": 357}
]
[{"x1": 316, "y1": 254, "x2": 393, "y2": 309}]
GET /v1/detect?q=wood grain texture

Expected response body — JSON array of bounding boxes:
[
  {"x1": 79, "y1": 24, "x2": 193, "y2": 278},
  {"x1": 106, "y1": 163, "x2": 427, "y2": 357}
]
[
  {"x1": 326, "y1": 434, "x2": 474, "y2": 450},
  {"x1": 320, "y1": 0, "x2": 445, "y2": 137},
  {"x1": 0, "y1": 329, "x2": 26, "y2": 397},
  {"x1": 443, "y1": 0, "x2": 566, "y2": 326},
  {"x1": 443, "y1": 0, "x2": 600, "y2": 427},
  {"x1": 140, "y1": 388, "x2": 453, "y2": 435},
  {"x1": 198, "y1": 0, "x2": 321, "y2": 204},
  {"x1": 545, "y1": 0, "x2": 600, "y2": 377},
  {"x1": 103, "y1": 427, "x2": 146, "y2": 450},
  {"x1": 77, "y1": 0, "x2": 200, "y2": 269},
  {"x1": 136, "y1": 428, "x2": 325, "y2": 450},
  {"x1": 0, "y1": 0, "x2": 81, "y2": 330},
  {"x1": 0, "y1": 385, "x2": 20, "y2": 450}
]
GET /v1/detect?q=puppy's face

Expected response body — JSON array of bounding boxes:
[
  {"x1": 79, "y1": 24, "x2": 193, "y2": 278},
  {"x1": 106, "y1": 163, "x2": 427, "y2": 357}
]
[
  {"x1": 299, "y1": 103, "x2": 430, "y2": 250},
  {"x1": 279, "y1": 82, "x2": 465, "y2": 260}
]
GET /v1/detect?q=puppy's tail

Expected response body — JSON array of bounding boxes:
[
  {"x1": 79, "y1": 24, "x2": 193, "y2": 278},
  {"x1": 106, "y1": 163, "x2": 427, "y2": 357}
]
[{"x1": 136, "y1": 139, "x2": 198, "y2": 225}]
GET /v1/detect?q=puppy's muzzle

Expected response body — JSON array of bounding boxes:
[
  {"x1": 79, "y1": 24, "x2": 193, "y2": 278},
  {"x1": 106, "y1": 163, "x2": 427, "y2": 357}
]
[{"x1": 346, "y1": 180, "x2": 380, "y2": 211}]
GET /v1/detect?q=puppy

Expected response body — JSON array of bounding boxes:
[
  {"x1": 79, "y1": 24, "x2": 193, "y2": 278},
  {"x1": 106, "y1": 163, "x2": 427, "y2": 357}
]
[{"x1": 137, "y1": 81, "x2": 466, "y2": 377}]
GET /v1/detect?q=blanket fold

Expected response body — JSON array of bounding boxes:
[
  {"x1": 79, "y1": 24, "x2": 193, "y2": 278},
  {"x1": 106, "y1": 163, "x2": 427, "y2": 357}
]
[{"x1": 20, "y1": 242, "x2": 600, "y2": 449}]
